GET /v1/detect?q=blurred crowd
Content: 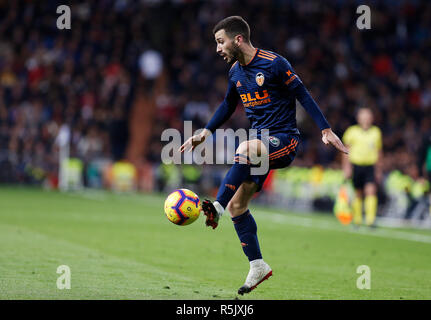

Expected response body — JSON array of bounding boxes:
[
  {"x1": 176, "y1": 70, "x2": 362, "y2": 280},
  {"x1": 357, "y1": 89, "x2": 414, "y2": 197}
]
[
  {"x1": 0, "y1": 0, "x2": 134, "y2": 183},
  {"x1": 0, "y1": 0, "x2": 430, "y2": 187}
]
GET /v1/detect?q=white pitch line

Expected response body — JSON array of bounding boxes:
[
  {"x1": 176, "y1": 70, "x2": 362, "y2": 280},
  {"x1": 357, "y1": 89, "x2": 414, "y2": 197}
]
[{"x1": 255, "y1": 211, "x2": 431, "y2": 245}]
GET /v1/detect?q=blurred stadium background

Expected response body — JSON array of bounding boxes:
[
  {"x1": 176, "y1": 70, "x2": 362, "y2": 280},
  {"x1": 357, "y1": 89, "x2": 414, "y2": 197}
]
[{"x1": 0, "y1": 0, "x2": 430, "y2": 227}]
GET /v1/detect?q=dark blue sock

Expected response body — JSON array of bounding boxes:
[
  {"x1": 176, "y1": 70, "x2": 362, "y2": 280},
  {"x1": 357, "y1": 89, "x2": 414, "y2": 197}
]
[
  {"x1": 232, "y1": 210, "x2": 262, "y2": 262},
  {"x1": 216, "y1": 154, "x2": 251, "y2": 209}
]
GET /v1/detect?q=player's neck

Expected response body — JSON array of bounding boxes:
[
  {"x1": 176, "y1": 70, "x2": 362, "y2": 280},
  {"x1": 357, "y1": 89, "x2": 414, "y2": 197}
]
[{"x1": 238, "y1": 44, "x2": 257, "y2": 66}]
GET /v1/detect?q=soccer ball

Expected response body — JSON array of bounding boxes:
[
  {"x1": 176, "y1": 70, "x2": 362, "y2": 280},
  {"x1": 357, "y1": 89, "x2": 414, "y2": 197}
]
[{"x1": 164, "y1": 189, "x2": 201, "y2": 226}]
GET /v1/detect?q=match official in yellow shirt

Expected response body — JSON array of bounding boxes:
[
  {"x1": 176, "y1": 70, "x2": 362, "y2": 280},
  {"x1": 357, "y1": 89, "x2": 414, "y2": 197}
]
[{"x1": 342, "y1": 107, "x2": 383, "y2": 227}]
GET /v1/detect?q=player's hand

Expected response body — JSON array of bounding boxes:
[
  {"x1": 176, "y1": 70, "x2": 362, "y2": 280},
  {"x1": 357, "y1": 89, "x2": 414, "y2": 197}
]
[
  {"x1": 178, "y1": 129, "x2": 211, "y2": 153},
  {"x1": 321, "y1": 128, "x2": 349, "y2": 154}
]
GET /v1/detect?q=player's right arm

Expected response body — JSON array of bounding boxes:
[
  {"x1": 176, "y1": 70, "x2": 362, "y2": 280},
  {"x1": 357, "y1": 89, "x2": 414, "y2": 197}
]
[{"x1": 179, "y1": 79, "x2": 239, "y2": 153}]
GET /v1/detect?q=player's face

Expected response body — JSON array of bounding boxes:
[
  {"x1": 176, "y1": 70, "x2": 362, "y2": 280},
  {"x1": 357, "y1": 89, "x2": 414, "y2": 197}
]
[
  {"x1": 357, "y1": 108, "x2": 373, "y2": 129},
  {"x1": 215, "y1": 29, "x2": 240, "y2": 64}
]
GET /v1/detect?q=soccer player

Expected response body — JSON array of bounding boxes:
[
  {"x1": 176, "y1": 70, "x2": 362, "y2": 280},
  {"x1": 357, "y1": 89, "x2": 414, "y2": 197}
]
[
  {"x1": 342, "y1": 107, "x2": 383, "y2": 227},
  {"x1": 179, "y1": 16, "x2": 348, "y2": 295}
]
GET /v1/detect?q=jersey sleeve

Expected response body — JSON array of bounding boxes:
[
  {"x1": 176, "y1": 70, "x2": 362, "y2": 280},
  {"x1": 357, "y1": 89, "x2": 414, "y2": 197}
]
[
  {"x1": 205, "y1": 78, "x2": 239, "y2": 133},
  {"x1": 273, "y1": 57, "x2": 330, "y2": 130},
  {"x1": 271, "y1": 57, "x2": 303, "y2": 91}
]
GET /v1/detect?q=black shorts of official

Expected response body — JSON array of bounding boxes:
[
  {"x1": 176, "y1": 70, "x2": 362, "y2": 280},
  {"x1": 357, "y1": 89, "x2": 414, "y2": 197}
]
[
  {"x1": 352, "y1": 164, "x2": 375, "y2": 189},
  {"x1": 246, "y1": 132, "x2": 300, "y2": 192}
]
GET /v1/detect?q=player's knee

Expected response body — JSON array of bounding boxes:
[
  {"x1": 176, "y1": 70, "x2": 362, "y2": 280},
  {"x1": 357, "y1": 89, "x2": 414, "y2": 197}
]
[
  {"x1": 227, "y1": 200, "x2": 247, "y2": 217},
  {"x1": 235, "y1": 141, "x2": 250, "y2": 157},
  {"x1": 235, "y1": 140, "x2": 264, "y2": 163}
]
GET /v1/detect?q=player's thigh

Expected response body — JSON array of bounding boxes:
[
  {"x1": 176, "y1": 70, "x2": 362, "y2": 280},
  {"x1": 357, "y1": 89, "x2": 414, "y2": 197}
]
[
  {"x1": 236, "y1": 139, "x2": 268, "y2": 162},
  {"x1": 227, "y1": 180, "x2": 259, "y2": 218}
]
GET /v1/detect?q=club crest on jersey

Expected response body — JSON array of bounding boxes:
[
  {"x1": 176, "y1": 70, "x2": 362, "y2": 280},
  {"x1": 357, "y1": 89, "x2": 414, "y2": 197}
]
[
  {"x1": 269, "y1": 136, "x2": 280, "y2": 147},
  {"x1": 256, "y1": 72, "x2": 265, "y2": 86}
]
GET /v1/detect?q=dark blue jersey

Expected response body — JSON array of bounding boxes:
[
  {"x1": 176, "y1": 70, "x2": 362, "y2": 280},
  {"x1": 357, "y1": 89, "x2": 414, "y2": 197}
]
[{"x1": 205, "y1": 48, "x2": 330, "y2": 135}]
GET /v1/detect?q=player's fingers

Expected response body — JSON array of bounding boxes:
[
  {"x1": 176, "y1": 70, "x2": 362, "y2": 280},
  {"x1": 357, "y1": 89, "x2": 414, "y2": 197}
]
[
  {"x1": 334, "y1": 140, "x2": 349, "y2": 154},
  {"x1": 336, "y1": 139, "x2": 348, "y2": 153},
  {"x1": 179, "y1": 140, "x2": 191, "y2": 153},
  {"x1": 179, "y1": 143, "x2": 187, "y2": 153}
]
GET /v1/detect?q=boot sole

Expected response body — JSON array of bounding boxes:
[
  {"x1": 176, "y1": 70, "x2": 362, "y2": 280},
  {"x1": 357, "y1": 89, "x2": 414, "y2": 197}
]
[{"x1": 238, "y1": 270, "x2": 273, "y2": 295}]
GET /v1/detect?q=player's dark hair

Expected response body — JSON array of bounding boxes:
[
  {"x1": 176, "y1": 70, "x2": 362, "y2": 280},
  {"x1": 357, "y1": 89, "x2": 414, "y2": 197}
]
[{"x1": 213, "y1": 16, "x2": 251, "y2": 43}]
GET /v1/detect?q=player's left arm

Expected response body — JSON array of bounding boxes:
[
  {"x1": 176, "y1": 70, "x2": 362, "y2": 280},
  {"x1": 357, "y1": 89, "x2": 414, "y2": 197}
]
[{"x1": 273, "y1": 58, "x2": 348, "y2": 154}]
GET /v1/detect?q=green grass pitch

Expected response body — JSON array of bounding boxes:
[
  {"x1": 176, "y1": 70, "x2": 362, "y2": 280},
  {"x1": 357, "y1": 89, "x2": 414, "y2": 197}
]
[{"x1": 1, "y1": 186, "x2": 431, "y2": 300}]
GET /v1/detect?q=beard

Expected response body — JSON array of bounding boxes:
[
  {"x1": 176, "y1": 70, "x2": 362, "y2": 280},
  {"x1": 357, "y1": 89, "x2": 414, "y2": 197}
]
[{"x1": 226, "y1": 42, "x2": 241, "y2": 64}]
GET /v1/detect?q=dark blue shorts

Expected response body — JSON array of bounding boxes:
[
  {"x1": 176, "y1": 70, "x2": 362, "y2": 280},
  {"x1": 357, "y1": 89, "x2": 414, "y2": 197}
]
[{"x1": 247, "y1": 132, "x2": 300, "y2": 192}]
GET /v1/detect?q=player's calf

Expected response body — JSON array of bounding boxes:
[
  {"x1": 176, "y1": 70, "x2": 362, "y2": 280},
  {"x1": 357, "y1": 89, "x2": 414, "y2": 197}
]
[{"x1": 227, "y1": 200, "x2": 248, "y2": 218}]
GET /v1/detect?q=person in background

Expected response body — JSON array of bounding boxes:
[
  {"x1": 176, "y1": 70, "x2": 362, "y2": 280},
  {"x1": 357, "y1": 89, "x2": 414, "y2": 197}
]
[{"x1": 342, "y1": 107, "x2": 383, "y2": 227}]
